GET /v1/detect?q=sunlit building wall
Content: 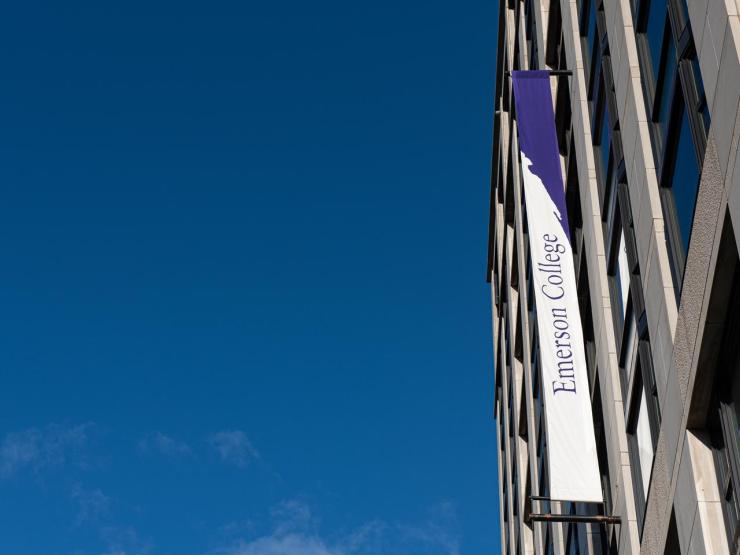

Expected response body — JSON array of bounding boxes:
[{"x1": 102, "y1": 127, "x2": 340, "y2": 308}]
[{"x1": 487, "y1": 0, "x2": 740, "y2": 553}]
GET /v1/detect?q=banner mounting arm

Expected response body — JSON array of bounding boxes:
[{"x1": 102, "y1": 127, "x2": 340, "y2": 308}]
[
  {"x1": 526, "y1": 496, "x2": 621, "y2": 525},
  {"x1": 505, "y1": 70, "x2": 573, "y2": 76}
]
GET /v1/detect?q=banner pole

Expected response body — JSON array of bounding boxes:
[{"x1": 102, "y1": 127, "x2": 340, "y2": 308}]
[
  {"x1": 528, "y1": 514, "x2": 621, "y2": 524},
  {"x1": 505, "y1": 70, "x2": 572, "y2": 76}
]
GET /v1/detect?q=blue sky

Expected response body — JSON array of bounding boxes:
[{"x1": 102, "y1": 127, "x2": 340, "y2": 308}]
[{"x1": 0, "y1": 1, "x2": 499, "y2": 553}]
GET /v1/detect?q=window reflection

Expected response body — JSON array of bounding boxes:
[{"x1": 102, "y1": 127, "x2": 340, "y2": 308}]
[
  {"x1": 585, "y1": 0, "x2": 597, "y2": 65},
  {"x1": 656, "y1": 32, "x2": 676, "y2": 144},
  {"x1": 645, "y1": 0, "x2": 666, "y2": 79},
  {"x1": 670, "y1": 101, "x2": 701, "y2": 254},
  {"x1": 599, "y1": 98, "x2": 611, "y2": 181},
  {"x1": 615, "y1": 232, "x2": 630, "y2": 319},
  {"x1": 692, "y1": 57, "x2": 712, "y2": 131},
  {"x1": 635, "y1": 388, "x2": 654, "y2": 496},
  {"x1": 622, "y1": 312, "x2": 638, "y2": 389},
  {"x1": 633, "y1": 0, "x2": 708, "y2": 294}
]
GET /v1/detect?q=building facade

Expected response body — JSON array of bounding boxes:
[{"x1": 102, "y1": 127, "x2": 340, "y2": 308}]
[{"x1": 488, "y1": 0, "x2": 740, "y2": 553}]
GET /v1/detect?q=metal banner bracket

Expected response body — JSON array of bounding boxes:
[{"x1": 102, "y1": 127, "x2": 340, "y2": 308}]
[
  {"x1": 525, "y1": 496, "x2": 621, "y2": 525},
  {"x1": 504, "y1": 70, "x2": 573, "y2": 77}
]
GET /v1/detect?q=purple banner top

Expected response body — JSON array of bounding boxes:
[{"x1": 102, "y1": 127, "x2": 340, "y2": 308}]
[{"x1": 511, "y1": 71, "x2": 570, "y2": 241}]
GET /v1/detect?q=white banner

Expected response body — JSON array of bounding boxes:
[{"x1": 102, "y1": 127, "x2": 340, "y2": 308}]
[{"x1": 512, "y1": 71, "x2": 603, "y2": 503}]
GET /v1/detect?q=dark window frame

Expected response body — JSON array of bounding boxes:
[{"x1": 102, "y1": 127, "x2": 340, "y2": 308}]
[
  {"x1": 566, "y1": 509, "x2": 581, "y2": 554},
  {"x1": 523, "y1": 0, "x2": 539, "y2": 69},
  {"x1": 709, "y1": 264, "x2": 740, "y2": 551},
  {"x1": 577, "y1": 14, "x2": 664, "y2": 520},
  {"x1": 606, "y1": 196, "x2": 628, "y2": 343},
  {"x1": 625, "y1": 346, "x2": 660, "y2": 534}
]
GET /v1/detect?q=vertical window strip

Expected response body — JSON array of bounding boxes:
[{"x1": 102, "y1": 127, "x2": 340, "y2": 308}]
[{"x1": 632, "y1": 0, "x2": 710, "y2": 293}]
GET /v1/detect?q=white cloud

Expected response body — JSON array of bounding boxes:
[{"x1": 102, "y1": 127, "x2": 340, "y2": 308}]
[
  {"x1": 397, "y1": 501, "x2": 460, "y2": 555},
  {"x1": 138, "y1": 432, "x2": 191, "y2": 457},
  {"x1": 270, "y1": 499, "x2": 315, "y2": 535},
  {"x1": 100, "y1": 526, "x2": 153, "y2": 555},
  {"x1": 71, "y1": 483, "x2": 110, "y2": 524},
  {"x1": 219, "y1": 534, "x2": 339, "y2": 555},
  {"x1": 0, "y1": 422, "x2": 93, "y2": 477},
  {"x1": 333, "y1": 521, "x2": 386, "y2": 554},
  {"x1": 215, "y1": 500, "x2": 459, "y2": 555},
  {"x1": 219, "y1": 519, "x2": 257, "y2": 537},
  {"x1": 208, "y1": 430, "x2": 259, "y2": 467}
]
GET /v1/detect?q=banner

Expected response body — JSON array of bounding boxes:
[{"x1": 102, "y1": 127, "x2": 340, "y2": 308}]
[{"x1": 512, "y1": 71, "x2": 603, "y2": 503}]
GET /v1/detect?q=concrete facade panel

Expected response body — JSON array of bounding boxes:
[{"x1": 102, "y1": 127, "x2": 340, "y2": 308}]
[{"x1": 488, "y1": 0, "x2": 740, "y2": 553}]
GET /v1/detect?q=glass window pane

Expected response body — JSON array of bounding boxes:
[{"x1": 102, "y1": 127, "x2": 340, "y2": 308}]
[
  {"x1": 600, "y1": 113, "x2": 610, "y2": 167},
  {"x1": 646, "y1": 0, "x2": 667, "y2": 79},
  {"x1": 622, "y1": 313, "x2": 638, "y2": 385},
  {"x1": 731, "y1": 358, "x2": 740, "y2": 455},
  {"x1": 677, "y1": 0, "x2": 690, "y2": 30},
  {"x1": 598, "y1": 95, "x2": 611, "y2": 181},
  {"x1": 615, "y1": 231, "x2": 630, "y2": 318},
  {"x1": 656, "y1": 31, "x2": 676, "y2": 141},
  {"x1": 585, "y1": 0, "x2": 597, "y2": 63},
  {"x1": 636, "y1": 388, "x2": 654, "y2": 495},
  {"x1": 691, "y1": 56, "x2": 712, "y2": 131},
  {"x1": 671, "y1": 103, "x2": 700, "y2": 253}
]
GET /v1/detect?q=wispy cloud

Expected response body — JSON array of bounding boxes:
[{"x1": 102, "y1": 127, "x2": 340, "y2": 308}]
[
  {"x1": 68, "y1": 485, "x2": 150, "y2": 555},
  {"x1": 0, "y1": 423, "x2": 93, "y2": 478},
  {"x1": 218, "y1": 534, "x2": 338, "y2": 555},
  {"x1": 270, "y1": 499, "x2": 316, "y2": 535},
  {"x1": 71, "y1": 483, "x2": 110, "y2": 525},
  {"x1": 138, "y1": 432, "x2": 191, "y2": 457},
  {"x1": 219, "y1": 519, "x2": 257, "y2": 537},
  {"x1": 100, "y1": 525, "x2": 153, "y2": 555},
  {"x1": 397, "y1": 501, "x2": 459, "y2": 555},
  {"x1": 215, "y1": 500, "x2": 459, "y2": 555},
  {"x1": 208, "y1": 430, "x2": 259, "y2": 467}
]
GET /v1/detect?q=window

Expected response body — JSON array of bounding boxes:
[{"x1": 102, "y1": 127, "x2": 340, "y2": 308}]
[
  {"x1": 581, "y1": 2, "x2": 620, "y2": 214},
  {"x1": 592, "y1": 380, "x2": 615, "y2": 551},
  {"x1": 709, "y1": 265, "x2": 740, "y2": 551},
  {"x1": 533, "y1": 355, "x2": 543, "y2": 443},
  {"x1": 620, "y1": 310, "x2": 638, "y2": 399},
  {"x1": 566, "y1": 514, "x2": 581, "y2": 554},
  {"x1": 644, "y1": 0, "x2": 667, "y2": 82},
  {"x1": 545, "y1": 528, "x2": 554, "y2": 555},
  {"x1": 565, "y1": 139, "x2": 583, "y2": 250},
  {"x1": 592, "y1": 379, "x2": 613, "y2": 513},
  {"x1": 538, "y1": 445, "x2": 547, "y2": 496},
  {"x1": 578, "y1": 250, "x2": 598, "y2": 388},
  {"x1": 662, "y1": 96, "x2": 701, "y2": 256},
  {"x1": 664, "y1": 511, "x2": 682, "y2": 554},
  {"x1": 512, "y1": 468, "x2": 520, "y2": 554},
  {"x1": 524, "y1": 0, "x2": 539, "y2": 69},
  {"x1": 633, "y1": 0, "x2": 710, "y2": 292},
  {"x1": 635, "y1": 386, "x2": 654, "y2": 494},
  {"x1": 596, "y1": 82, "x2": 613, "y2": 198},
  {"x1": 579, "y1": 0, "x2": 598, "y2": 71},
  {"x1": 654, "y1": 31, "x2": 677, "y2": 152},
  {"x1": 508, "y1": 377, "x2": 515, "y2": 439},
  {"x1": 614, "y1": 232, "x2": 630, "y2": 319},
  {"x1": 503, "y1": 481, "x2": 510, "y2": 552},
  {"x1": 609, "y1": 220, "x2": 631, "y2": 340},
  {"x1": 532, "y1": 339, "x2": 549, "y2": 499},
  {"x1": 576, "y1": 8, "x2": 664, "y2": 532},
  {"x1": 713, "y1": 366, "x2": 740, "y2": 551},
  {"x1": 627, "y1": 355, "x2": 660, "y2": 532}
]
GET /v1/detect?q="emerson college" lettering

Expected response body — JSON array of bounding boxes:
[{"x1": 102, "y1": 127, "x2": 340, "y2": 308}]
[{"x1": 537, "y1": 233, "x2": 577, "y2": 395}]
